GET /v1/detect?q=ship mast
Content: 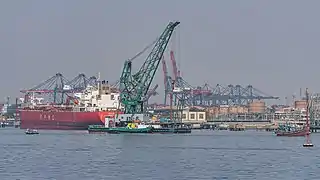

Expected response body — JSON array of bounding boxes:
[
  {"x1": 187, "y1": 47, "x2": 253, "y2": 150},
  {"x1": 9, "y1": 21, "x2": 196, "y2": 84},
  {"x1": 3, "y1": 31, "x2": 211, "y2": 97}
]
[
  {"x1": 97, "y1": 72, "x2": 101, "y2": 94},
  {"x1": 303, "y1": 88, "x2": 313, "y2": 147}
]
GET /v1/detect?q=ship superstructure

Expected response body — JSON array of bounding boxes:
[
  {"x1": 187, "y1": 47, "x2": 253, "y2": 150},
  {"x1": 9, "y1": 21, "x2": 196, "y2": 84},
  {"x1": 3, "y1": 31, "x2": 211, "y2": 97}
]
[
  {"x1": 73, "y1": 80, "x2": 123, "y2": 112},
  {"x1": 21, "y1": 80, "x2": 122, "y2": 111}
]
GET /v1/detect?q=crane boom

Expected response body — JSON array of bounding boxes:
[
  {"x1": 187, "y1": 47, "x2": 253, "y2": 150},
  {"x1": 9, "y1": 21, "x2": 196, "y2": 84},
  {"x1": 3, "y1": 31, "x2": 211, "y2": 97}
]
[{"x1": 120, "y1": 21, "x2": 180, "y2": 114}]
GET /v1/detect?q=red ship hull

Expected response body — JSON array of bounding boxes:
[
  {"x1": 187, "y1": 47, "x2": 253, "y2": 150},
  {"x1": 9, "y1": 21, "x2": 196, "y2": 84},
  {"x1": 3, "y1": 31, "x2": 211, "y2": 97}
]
[
  {"x1": 276, "y1": 129, "x2": 310, "y2": 137},
  {"x1": 20, "y1": 110, "x2": 120, "y2": 130}
]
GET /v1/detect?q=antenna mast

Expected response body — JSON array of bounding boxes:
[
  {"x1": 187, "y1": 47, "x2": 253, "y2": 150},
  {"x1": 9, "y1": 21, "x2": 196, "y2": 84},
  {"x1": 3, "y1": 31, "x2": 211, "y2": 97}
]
[{"x1": 303, "y1": 88, "x2": 313, "y2": 147}]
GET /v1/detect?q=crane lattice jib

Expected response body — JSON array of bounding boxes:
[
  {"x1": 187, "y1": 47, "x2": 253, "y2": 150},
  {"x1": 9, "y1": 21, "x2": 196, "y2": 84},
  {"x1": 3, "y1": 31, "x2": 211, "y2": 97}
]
[{"x1": 120, "y1": 21, "x2": 180, "y2": 114}]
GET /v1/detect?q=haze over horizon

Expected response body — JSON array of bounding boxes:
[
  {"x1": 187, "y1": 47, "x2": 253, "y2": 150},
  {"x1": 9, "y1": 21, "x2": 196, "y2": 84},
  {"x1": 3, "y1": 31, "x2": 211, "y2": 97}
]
[{"x1": 0, "y1": 0, "x2": 319, "y2": 105}]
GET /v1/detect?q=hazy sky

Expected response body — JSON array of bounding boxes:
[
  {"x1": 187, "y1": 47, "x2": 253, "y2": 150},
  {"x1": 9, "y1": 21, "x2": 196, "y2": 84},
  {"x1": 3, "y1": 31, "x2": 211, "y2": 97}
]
[{"x1": 0, "y1": 0, "x2": 319, "y2": 104}]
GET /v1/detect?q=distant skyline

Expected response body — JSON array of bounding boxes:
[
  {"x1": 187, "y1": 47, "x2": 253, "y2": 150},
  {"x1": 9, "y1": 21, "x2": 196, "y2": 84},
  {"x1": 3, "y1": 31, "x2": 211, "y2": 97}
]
[{"x1": 0, "y1": 0, "x2": 319, "y2": 104}]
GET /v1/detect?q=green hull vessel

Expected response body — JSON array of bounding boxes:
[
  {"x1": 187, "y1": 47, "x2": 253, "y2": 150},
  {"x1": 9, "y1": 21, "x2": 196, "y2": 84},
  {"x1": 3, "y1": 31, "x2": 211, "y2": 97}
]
[
  {"x1": 107, "y1": 127, "x2": 153, "y2": 134},
  {"x1": 88, "y1": 126, "x2": 191, "y2": 134},
  {"x1": 88, "y1": 125, "x2": 153, "y2": 134},
  {"x1": 88, "y1": 125, "x2": 109, "y2": 133}
]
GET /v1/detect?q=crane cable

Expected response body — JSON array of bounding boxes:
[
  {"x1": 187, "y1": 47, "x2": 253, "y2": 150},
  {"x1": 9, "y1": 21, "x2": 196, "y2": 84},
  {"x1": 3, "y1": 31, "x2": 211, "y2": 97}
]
[
  {"x1": 128, "y1": 38, "x2": 158, "y2": 62},
  {"x1": 111, "y1": 38, "x2": 158, "y2": 87}
]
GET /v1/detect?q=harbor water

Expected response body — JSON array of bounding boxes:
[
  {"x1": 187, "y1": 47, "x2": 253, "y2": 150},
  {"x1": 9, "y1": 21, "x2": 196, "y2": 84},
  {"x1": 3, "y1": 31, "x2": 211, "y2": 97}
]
[{"x1": 0, "y1": 128, "x2": 320, "y2": 180}]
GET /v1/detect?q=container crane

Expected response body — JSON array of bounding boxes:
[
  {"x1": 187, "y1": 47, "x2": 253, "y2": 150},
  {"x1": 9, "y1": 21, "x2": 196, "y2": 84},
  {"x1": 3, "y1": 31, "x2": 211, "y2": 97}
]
[
  {"x1": 143, "y1": 84, "x2": 159, "y2": 108},
  {"x1": 119, "y1": 21, "x2": 180, "y2": 120},
  {"x1": 162, "y1": 56, "x2": 173, "y2": 105}
]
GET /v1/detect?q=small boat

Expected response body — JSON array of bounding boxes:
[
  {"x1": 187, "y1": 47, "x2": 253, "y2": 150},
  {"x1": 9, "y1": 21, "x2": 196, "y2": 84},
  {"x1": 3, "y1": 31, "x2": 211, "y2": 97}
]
[
  {"x1": 25, "y1": 129, "x2": 39, "y2": 135},
  {"x1": 148, "y1": 123, "x2": 192, "y2": 134},
  {"x1": 151, "y1": 127, "x2": 192, "y2": 133},
  {"x1": 276, "y1": 128, "x2": 309, "y2": 137},
  {"x1": 275, "y1": 122, "x2": 309, "y2": 137}
]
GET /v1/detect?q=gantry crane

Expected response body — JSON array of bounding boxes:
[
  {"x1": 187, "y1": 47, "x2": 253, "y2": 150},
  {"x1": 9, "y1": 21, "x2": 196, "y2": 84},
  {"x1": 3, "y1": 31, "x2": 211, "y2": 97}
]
[
  {"x1": 119, "y1": 21, "x2": 180, "y2": 117},
  {"x1": 162, "y1": 56, "x2": 173, "y2": 105}
]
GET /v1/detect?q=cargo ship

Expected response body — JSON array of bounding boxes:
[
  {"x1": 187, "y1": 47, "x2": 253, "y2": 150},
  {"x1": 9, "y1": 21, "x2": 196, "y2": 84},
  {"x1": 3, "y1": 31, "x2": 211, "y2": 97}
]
[{"x1": 20, "y1": 80, "x2": 123, "y2": 130}]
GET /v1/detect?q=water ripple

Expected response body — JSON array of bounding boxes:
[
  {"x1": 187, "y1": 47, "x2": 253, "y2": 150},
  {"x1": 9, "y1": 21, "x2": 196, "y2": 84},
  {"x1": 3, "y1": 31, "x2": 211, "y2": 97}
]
[{"x1": 0, "y1": 129, "x2": 319, "y2": 180}]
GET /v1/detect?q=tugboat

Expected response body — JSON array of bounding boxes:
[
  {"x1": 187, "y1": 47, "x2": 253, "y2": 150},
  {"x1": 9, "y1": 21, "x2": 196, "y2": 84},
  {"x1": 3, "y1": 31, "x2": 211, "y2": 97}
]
[
  {"x1": 88, "y1": 118, "x2": 153, "y2": 134},
  {"x1": 25, "y1": 129, "x2": 39, "y2": 135},
  {"x1": 106, "y1": 122, "x2": 153, "y2": 134}
]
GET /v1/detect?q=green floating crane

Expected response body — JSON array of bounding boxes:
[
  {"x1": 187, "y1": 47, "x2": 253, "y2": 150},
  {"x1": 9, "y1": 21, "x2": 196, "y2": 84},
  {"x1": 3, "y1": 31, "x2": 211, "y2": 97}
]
[{"x1": 119, "y1": 21, "x2": 180, "y2": 119}]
